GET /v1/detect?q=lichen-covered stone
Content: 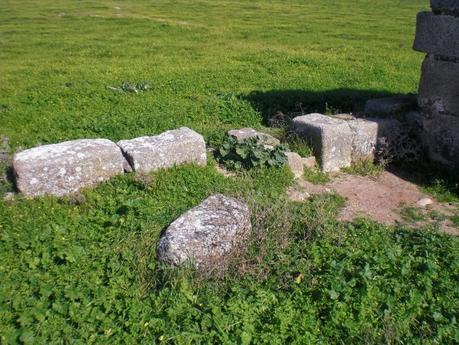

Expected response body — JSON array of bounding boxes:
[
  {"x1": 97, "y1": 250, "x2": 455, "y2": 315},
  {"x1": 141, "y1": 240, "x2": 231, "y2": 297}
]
[
  {"x1": 347, "y1": 118, "x2": 402, "y2": 160},
  {"x1": 157, "y1": 194, "x2": 251, "y2": 267},
  {"x1": 413, "y1": 12, "x2": 459, "y2": 58},
  {"x1": 227, "y1": 128, "x2": 280, "y2": 147},
  {"x1": 117, "y1": 127, "x2": 207, "y2": 173},
  {"x1": 364, "y1": 96, "x2": 417, "y2": 116},
  {"x1": 13, "y1": 139, "x2": 127, "y2": 197},
  {"x1": 285, "y1": 152, "x2": 303, "y2": 178},
  {"x1": 292, "y1": 113, "x2": 353, "y2": 172},
  {"x1": 418, "y1": 55, "x2": 459, "y2": 117}
]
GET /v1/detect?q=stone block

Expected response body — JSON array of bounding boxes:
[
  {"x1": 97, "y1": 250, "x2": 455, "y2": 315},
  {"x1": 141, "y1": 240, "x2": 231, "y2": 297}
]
[
  {"x1": 285, "y1": 152, "x2": 304, "y2": 178},
  {"x1": 117, "y1": 127, "x2": 207, "y2": 173},
  {"x1": 227, "y1": 128, "x2": 280, "y2": 147},
  {"x1": 292, "y1": 113, "x2": 352, "y2": 172},
  {"x1": 364, "y1": 96, "x2": 417, "y2": 116},
  {"x1": 421, "y1": 112, "x2": 459, "y2": 167},
  {"x1": 157, "y1": 194, "x2": 251, "y2": 267},
  {"x1": 302, "y1": 156, "x2": 317, "y2": 169},
  {"x1": 347, "y1": 118, "x2": 402, "y2": 160},
  {"x1": 413, "y1": 12, "x2": 459, "y2": 58},
  {"x1": 431, "y1": 0, "x2": 459, "y2": 14},
  {"x1": 418, "y1": 55, "x2": 459, "y2": 117},
  {"x1": 13, "y1": 139, "x2": 127, "y2": 197}
]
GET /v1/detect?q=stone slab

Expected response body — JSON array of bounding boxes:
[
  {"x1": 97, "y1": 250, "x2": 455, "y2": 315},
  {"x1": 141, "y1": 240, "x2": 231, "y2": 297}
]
[
  {"x1": 157, "y1": 194, "x2": 251, "y2": 267},
  {"x1": 364, "y1": 96, "x2": 417, "y2": 116},
  {"x1": 418, "y1": 55, "x2": 459, "y2": 117},
  {"x1": 413, "y1": 12, "x2": 459, "y2": 58},
  {"x1": 292, "y1": 113, "x2": 352, "y2": 172},
  {"x1": 13, "y1": 139, "x2": 127, "y2": 197},
  {"x1": 117, "y1": 127, "x2": 207, "y2": 173}
]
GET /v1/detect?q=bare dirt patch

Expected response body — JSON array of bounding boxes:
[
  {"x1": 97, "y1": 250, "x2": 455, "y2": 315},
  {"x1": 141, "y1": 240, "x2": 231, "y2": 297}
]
[{"x1": 288, "y1": 170, "x2": 459, "y2": 235}]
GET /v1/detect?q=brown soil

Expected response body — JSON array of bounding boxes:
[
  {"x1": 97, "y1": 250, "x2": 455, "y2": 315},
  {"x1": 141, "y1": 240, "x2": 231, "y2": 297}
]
[{"x1": 288, "y1": 170, "x2": 459, "y2": 235}]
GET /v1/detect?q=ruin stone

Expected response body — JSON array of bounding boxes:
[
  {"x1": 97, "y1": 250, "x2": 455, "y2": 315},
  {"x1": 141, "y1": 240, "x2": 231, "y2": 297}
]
[
  {"x1": 227, "y1": 128, "x2": 280, "y2": 147},
  {"x1": 413, "y1": 12, "x2": 459, "y2": 58},
  {"x1": 13, "y1": 139, "x2": 127, "y2": 197},
  {"x1": 285, "y1": 152, "x2": 304, "y2": 178},
  {"x1": 431, "y1": 0, "x2": 459, "y2": 16},
  {"x1": 293, "y1": 113, "x2": 353, "y2": 172},
  {"x1": 117, "y1": 127, "x2": 207, "y2": 173},
  {"x1": 413, "y1": 2, "x2": 459, "y2": 167},
  {"x1": 302, "y1": 156, "x2": 317, "y2": 169},
  {"x1": 157, "y1": 194, "x2": 251, "y2": 268},
  {"x1": 364, "y1": 96, "x2": 417, "y2": 116},
  {"x1": 347, "y1": 118, "x2": 402, "y2": 160},
  {"x1": 418, "y1": 54, "x2": 459, "y2": 117}
]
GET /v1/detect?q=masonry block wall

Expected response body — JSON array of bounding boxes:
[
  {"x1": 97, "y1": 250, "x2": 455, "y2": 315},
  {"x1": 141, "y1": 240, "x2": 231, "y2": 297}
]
[{"x1": 413, "y1": 0, "x2": 459, "y2": 167}]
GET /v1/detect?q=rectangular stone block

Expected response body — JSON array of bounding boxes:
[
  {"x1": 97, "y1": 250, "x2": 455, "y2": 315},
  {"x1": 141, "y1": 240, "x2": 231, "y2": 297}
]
[
  {"x1": 418, "y1": 55, "x2": 459, "y2": 117},
  {"x1": 431, "y1": 0, "x2": 459, "y2": 14},
  {"x1": 117, "y1": 127, "x2": 207, "y2": 173},
  {"x1": 421, "y1": 112, "x2": 459, "y2": 167},
  {"x1": 347, "y1": 118, "x2": 402, "y2": 161},
  {"x1": 13, "y1": 139, "x2": 127, "y2": 197},
  {"x1": 364, "y1": 96, "x2": 417, "y2": 116},
  {"x1": 292, "y1": 114, "x2": 352, "y2": 172},
  {"x1": 413, "y1": 12, "x2": 459, "y2": 58}
]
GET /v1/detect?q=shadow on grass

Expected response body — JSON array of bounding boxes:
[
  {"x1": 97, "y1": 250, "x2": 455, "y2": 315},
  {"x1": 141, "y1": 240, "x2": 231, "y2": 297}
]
[{"x1": 242, "y1": 88, "x2": 407, "y2": 125}]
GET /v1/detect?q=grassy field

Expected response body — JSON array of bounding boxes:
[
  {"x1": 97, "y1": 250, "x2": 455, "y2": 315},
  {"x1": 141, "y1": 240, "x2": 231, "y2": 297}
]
[{"x1": 1, "y1": 0, "x2": 459, "y2": 344}]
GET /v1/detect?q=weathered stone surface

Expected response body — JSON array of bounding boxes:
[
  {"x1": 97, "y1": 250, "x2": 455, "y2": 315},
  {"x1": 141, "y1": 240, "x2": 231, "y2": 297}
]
[
  {"x1": 347, "y1": 118, "x2": 402, "y2": 160},
  {"x1": 157, "y1": 194, "x2": 251, "y2": 267},
  {"x1": 421, "y1": 112, "x2": 459, "y2": 167},
  {"x1": 117, "y1": 127, "x2": 207, "y2": 173},
  {"x1": 293, "y1": 113, "x2": 352, "y2": 172},
  {"x1": 285, "y1": 152, "x2": 303, "y2": 178},
  {"x1": 333, "y1": 114, "x2": 356, "y2": 121},
  {"x1": 416, "y1": 197, "x2": 434, "y2": 208},
  {"x1": 413, "y1": 12, "x2": 459, "y2": 58},
  {"x1": 302, "y1": 156, "x2": 317, "y2": 169},
  {"x1": 13, "y1": 139, "x2": 127, "y2": 197},
  {"x1": 418, "y1": 55, "x2": 459, "y2": 117},
  {"x1": 364, "y1": 96, "x2": 417, "y2": 116},
  {"x1": 431, "y1": 0, "x2": 459, "y2": 15},
  {"x1": 227, "y1": 128, "x2": 280, "y2": 147}
]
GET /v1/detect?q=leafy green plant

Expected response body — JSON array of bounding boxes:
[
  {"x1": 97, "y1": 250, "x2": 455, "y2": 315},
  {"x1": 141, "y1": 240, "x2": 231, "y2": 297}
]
[{"x1": 216, "y1": 136, "x2": 288, "y2": 171}]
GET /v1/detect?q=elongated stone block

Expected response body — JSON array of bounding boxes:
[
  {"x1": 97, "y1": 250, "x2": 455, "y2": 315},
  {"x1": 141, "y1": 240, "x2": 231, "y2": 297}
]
[
  {"x1": 117, "y1": 127, "x2": 207, "y2": 173},
  {"x1": 293, "y1": 114, "x2": 352, "y2": 172},
  {"x1": 13, "y1": 139, "x2": 127, "y2": 197},
  {"x1": 413, "y1": 12, "x2": 459, "y2": 58},
  {"x1": 418, "y1": 55, "x2": 459, "y2": 117}
]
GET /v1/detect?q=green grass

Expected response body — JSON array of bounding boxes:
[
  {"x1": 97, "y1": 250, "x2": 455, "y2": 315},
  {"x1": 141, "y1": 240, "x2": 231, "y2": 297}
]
[
  {"x1": 303, "y1": 167, "x2": 331, "y2": 185},
  {"x1": 1, "y1": 0, "x2": 459, "y2": 344},
  {"x1": 342, "y1": 159, "x2": 385, "y2": 177}
]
